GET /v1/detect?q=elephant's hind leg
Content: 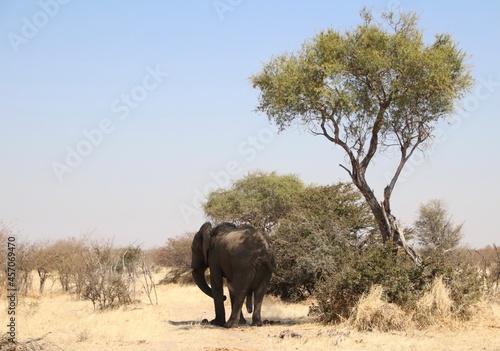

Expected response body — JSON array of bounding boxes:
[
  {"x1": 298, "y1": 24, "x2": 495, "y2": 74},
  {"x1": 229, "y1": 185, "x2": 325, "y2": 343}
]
[
  {"x1": 227, "y1": 283, "x2": 247, "y2": 325},
  {"x1": 251, "y1": 270, "x2": 272, "y2": 326},
  {"x1": 225, "y1": 276, "x2": 251, "y2": 328},
  {"x1": 225, "y1": 293, "x2": 246, "y2": 328}
]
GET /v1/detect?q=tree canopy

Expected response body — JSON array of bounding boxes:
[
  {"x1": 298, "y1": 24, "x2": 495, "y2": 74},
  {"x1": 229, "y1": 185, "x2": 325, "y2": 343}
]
[
  {"x1": 204, "y1": 171, "x2": 305, "y2": 232},
  {"x1": 251, "y1": 9, "x2": 473, "y2": 264},
  {"x1": 204, "y1": 171, "x2": 374, "y2": 236}
]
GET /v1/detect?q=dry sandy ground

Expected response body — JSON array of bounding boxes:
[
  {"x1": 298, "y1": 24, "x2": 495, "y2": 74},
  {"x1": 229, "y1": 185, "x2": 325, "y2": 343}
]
[{"x1": 7, "y1": 282, "x2": 500, "y2": 351}]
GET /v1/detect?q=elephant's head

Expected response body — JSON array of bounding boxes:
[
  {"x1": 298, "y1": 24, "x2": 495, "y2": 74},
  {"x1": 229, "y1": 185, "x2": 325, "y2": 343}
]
[{"x1": 191, "y1": 222, "x2": 214, "y2": 298}]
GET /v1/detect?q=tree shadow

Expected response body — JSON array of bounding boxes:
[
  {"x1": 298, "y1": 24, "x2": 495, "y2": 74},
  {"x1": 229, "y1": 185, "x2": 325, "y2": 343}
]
[
  {"x1": 167, "y1": 320, "x2": 209, "y2": 330},
  {"x1": 263, "y1": 317, "x2": 315, "y2": 326},
  {"x1": 167, "y1": 316, "x2": 313, "y2": 329}
]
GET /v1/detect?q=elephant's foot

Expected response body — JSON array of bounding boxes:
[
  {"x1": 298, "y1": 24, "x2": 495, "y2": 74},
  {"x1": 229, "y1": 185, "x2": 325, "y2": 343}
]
[
  {"x1": 224, "y1": 317, "x2": 242, "y2": 328},
  {"x1": 210, "y1": 318, "x2": 225, "y2": 327},
  {"x1": 251, "y1": 318, "x2": 263, "y2": 327},
  {"x1": 239, "y1": 316, "x2": 247, "y2": 325}
]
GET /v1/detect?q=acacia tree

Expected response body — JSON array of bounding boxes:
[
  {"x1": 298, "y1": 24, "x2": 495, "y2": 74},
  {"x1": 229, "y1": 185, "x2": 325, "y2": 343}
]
[{"x1": 251, "y1": 10, "x2": 473, "y2": 264}]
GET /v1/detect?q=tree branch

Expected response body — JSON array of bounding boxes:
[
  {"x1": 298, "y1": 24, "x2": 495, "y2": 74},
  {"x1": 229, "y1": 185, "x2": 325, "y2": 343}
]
[
  {"x1": 380, "y1": 202, "x2": 423, "y2": 266},
  {"x1": 360, "y1": 100, "x2": 390, "y2": 171},
  {"x1": 339, "y1": 164, "x2": 352, "y2": 177},
  {"x1": 385, "y1": 136, "x2": 421, "y2": 202}
]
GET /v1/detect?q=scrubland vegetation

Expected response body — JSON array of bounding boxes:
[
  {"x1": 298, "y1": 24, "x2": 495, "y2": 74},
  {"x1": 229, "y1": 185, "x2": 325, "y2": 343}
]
[{"x1": 1, "y1": 172, "x2": 499, "y2": 350}]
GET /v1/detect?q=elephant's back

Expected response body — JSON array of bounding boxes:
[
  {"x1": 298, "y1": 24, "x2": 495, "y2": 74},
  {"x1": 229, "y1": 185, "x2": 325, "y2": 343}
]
[{"x1": 218, "y1": 228, "x2": 274, "y2": 263}]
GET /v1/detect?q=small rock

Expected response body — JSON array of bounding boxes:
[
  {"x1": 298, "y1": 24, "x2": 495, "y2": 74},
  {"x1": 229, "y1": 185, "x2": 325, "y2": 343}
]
[{"x1": 279, "y1": 330, "x2": 302, "y2": 339}]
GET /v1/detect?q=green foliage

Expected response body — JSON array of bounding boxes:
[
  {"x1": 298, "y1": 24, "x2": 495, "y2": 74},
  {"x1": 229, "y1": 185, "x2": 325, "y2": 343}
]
[
  {"x1": 271, "y1": 183, "x2": 376, "y2": 301},
  {"x1": 422, "y1": 249, "x2": 483, "y2": 315},
  {"x1": 315, "y1": 245, "x2": 425, "y2": 322},
  {"x1": 270, "y1": 219, "x2": 344, "y2": 301},
  {"x1": 204, "y1": 171, "x2": 304, "y2": 231},
  {"x1": 203, "y1": 171, "x2": 377, "y2": 301},
  {"x1": 314, "y1": 245, "x2": 483, "y2": 323},
  {"x1": 251, "y1": 8, "x2": 474, "y2": 248},
  {"x1": 297, "y1": 183, "x2": 375, "y2": 238},
  {"x1": 251, "y1": 9, "x2": 473, "y2": 153}
]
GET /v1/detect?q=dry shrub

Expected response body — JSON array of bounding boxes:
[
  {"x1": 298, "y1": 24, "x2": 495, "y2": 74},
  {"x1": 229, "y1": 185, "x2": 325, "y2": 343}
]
[
  {"x1": 415, "y1": 276, "x2": 454, "y2": 328},
  {"x1": 417, "y1": 276, "x2": 453, "y2": 316},
  {"x1": 350, "y1": 285, "x2": 409, "y2": 332},
  {"x1": 0, "y1": 332, "x2": 49, "y2": 351},
  {"x1": 463, "y1": 300, "x2": 500, "y2": 327}
]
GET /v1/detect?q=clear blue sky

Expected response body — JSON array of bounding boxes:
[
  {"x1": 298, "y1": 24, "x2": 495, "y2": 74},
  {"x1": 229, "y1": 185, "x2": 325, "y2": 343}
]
[{"x1": 1, "y1": 1, "x2": 499, "y2": 248}]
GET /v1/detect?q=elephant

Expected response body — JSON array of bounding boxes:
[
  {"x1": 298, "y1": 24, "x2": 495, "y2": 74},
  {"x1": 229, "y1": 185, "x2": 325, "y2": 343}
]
[{"x1": 191, "y1": 222, "x2": 275, "y2": 328}]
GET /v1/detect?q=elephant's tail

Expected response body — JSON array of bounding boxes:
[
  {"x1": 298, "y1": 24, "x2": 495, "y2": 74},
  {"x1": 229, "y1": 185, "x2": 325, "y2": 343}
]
[{"x1": 246, "y1": 292, "x2": 253, "y2": 313}]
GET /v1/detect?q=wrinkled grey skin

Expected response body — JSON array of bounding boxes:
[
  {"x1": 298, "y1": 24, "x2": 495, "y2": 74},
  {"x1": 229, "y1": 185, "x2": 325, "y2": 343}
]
[{"x1": 191, "y1": 222, "x2": 275, "y2": 328}]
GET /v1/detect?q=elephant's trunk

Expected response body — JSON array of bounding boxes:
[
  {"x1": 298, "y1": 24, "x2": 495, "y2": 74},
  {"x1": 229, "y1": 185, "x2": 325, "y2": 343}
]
[{"x1": 192, "y1": 268, "x2": 213, "y2": 298}]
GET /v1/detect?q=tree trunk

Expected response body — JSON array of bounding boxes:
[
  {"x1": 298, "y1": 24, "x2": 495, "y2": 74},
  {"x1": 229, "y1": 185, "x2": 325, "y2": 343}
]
[
  {"x1": 381, "y1": 190, "x2": 423, "y2": 266},
  {"x1": 38, "y1": 268, "x2": 48, "y2": 294},
  {"x1": 350, "y1": 172, "x2": 391, "y2": 241},
  {"x1": 350, "y1": 168, "x2": 423, "y2": 266}
]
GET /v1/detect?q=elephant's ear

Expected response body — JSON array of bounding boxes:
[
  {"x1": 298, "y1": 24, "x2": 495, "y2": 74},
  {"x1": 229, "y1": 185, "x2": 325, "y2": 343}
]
[{"x1": 200, "y1": 222, "x2": 212, "y2": 264}]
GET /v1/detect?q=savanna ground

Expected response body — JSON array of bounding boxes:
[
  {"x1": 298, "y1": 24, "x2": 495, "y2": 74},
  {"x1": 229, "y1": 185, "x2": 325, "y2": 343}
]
[{"x1": 3, "y1": 271, "x2": 500, "y2": 351}]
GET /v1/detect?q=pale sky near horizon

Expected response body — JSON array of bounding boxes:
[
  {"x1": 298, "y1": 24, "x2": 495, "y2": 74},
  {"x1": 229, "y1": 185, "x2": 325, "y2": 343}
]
[{"x1": 1, "y1": 1, "x2": 499, "y2": 248}]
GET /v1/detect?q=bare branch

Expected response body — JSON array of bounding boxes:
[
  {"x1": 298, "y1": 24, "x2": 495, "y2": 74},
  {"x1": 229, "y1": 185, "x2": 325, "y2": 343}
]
[{"x1": 339, "y1": 164, "x2": 352, "y2": 177}]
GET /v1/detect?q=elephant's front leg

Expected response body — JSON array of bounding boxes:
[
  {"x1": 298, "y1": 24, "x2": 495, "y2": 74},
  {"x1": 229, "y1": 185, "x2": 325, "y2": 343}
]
[{"x1": 209, "y1": 269, "x2": 226, "y2": 326}]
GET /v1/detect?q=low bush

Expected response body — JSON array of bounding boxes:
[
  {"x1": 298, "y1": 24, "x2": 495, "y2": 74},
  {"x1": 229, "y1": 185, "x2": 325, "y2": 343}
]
[{"x1": 314, "y1": 245, "x2": 483, "y2": 325}]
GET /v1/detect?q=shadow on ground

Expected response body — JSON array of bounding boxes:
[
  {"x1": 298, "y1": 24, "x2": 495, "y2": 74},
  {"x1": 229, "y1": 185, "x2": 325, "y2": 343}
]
[{"x1": 168, "y1": 317, "x2": 313, "y2": 329}]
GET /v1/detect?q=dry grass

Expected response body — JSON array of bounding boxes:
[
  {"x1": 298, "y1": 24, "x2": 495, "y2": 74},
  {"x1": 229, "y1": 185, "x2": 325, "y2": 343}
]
[
  {"x1": 414, "y1": 276, "x2": 455, "y2": 328},
  {"x1": 349, "y1": 277, "x2": 491, "y2": 332},
  {"x1": 3, "y1": 271, "x2": 500, "y2": 351},
  {"x1": 350, "y1": 285, "x2": 409, "y2": 332}
]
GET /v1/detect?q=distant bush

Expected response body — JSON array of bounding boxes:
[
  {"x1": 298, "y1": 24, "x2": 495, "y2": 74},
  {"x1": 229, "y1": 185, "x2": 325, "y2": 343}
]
[
  {"x1": 472, "y1": 245, "x2": 500, "y2": 300},
  {"x1": 153, "y1": 233, "x2": 194, "y2": 284},
  {"x1": 81, "y1": 240, "x2": 133, "y2": 310},
  {"x1": 49, "y1": 237, "x2": 88, "y2": 297}
]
